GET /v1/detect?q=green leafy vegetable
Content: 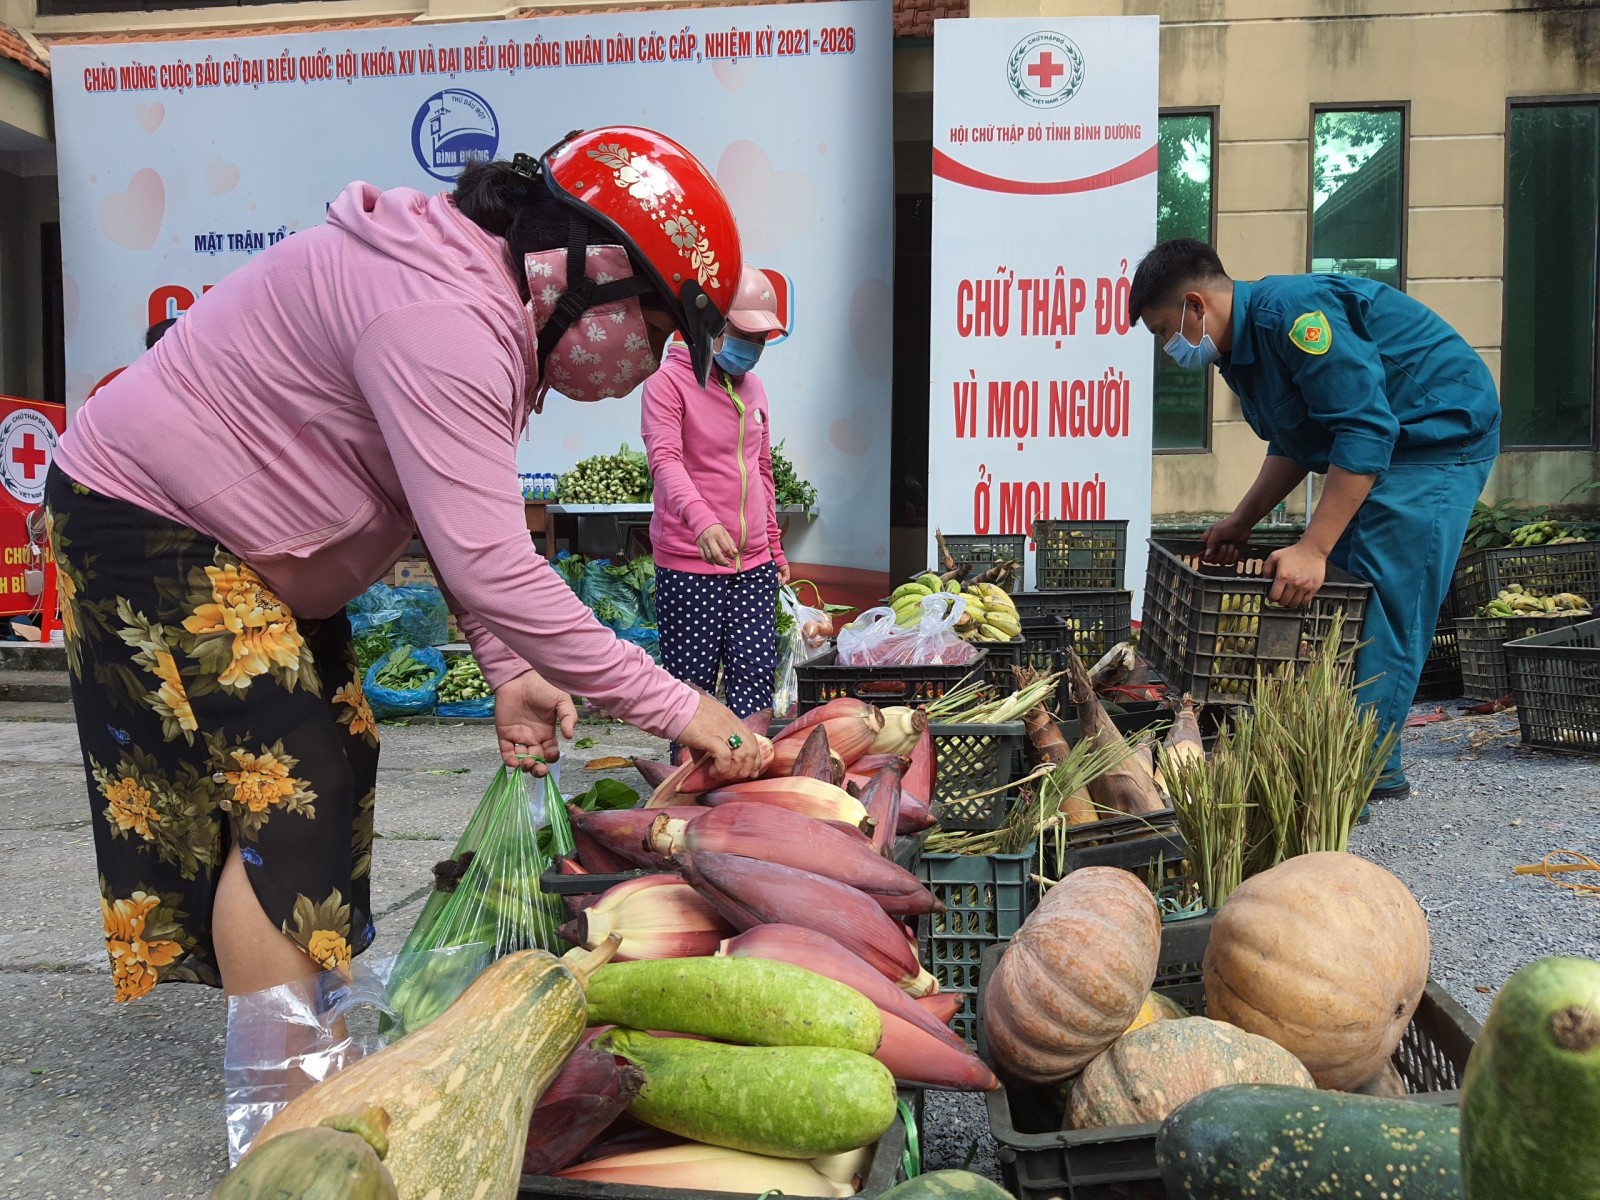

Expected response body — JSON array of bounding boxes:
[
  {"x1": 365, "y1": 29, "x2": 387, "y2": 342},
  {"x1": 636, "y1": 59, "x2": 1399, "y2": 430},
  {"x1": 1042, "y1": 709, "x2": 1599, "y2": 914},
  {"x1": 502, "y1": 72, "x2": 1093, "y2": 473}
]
[{"x1": 771, "y1": 440, "x2": 818, "y2": 513}]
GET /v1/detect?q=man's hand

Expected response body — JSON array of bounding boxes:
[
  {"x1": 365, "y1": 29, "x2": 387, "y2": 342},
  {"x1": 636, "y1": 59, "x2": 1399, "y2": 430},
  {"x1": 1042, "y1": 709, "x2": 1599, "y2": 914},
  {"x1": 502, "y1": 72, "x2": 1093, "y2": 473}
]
[
  {"x1": 1201, "y1": 513, "x2": 1254, "y2": 566},
  {"x1": 1264, "y1": 542, "x2": 1328, "y2": 609},
  {"x1": 494, "y1": 669, "x2": 578, "y2": 773},
  {"x1": 697, "y1": 523, "x2": 739, "y2": 568},
  {"x1": 776, "y1": 562, "x2": 791, "y2": 586}
]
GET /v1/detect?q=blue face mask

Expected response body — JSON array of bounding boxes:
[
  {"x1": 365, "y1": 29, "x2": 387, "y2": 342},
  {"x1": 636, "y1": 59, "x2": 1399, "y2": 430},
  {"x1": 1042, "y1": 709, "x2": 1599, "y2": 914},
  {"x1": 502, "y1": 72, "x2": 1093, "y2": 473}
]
[
  {"x1": 715, "y1": 335, "x2": 764, "y2": 377},
  {"x1": 1163, "y1": 301, "x2": 1220, "y2": 369}
]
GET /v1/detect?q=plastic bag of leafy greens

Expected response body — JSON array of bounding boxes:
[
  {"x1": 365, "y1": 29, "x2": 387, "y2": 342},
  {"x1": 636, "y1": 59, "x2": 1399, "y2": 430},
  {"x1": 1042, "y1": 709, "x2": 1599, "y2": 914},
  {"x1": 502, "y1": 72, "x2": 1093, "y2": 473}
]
[
  {"x1": 364, "y1": 644, "x2": 446, "y2": 719},
  {"x1": 384, "y1": 765, "x2": 573, "y2": 1036},
  {"x1": 579, "y1": 559, "x2": 643, "y2": 632},
  {"x1": 391, "y1": 583, "x2": 451, "y2": 648},
  {"x1": 622, "y1": 556, "x2": 657, "y2": 625},
  {"x1": 345, "y1": 584, "x2": 403, "y2": 674},
  {"x1": 550, "y1": 550, "x2": 588, "y2": 595}
]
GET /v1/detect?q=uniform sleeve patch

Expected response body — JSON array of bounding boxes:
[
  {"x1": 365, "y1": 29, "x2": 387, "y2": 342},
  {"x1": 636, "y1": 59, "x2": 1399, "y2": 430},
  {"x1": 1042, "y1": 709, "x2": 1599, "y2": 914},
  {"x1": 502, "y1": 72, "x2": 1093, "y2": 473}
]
[{"x1": 1289, "y1": 310, "x2": 1333, "y2": 355}]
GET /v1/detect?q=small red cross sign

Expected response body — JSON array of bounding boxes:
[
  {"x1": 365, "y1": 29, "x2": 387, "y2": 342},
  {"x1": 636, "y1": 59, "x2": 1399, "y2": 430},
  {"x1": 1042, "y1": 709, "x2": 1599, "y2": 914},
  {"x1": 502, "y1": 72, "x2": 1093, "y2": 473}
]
[
  {"x1": 11, "y1": 432, "x2": 45, "y2": 481},
  {"x1": 1028, "y1": 51, "x2": 1065, "y2": 89}
]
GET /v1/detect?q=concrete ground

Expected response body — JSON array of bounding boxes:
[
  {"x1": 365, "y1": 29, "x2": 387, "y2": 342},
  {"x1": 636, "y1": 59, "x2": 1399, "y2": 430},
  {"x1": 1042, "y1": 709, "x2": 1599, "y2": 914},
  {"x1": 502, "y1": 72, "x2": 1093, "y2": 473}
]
[
  {"x1": 0, "y1": 710, "x2": 664, "y2": 1200},
  {"x1": 2, "y1": 700, "x2": 1598, "y2": 1198}
]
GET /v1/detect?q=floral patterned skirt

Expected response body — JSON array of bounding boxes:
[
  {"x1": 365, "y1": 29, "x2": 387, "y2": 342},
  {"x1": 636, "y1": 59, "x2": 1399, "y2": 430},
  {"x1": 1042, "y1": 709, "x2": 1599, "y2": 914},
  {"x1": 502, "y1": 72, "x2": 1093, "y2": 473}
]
[{"x1": 45, "y1": 467, "x2": 379, "y2": 1002}]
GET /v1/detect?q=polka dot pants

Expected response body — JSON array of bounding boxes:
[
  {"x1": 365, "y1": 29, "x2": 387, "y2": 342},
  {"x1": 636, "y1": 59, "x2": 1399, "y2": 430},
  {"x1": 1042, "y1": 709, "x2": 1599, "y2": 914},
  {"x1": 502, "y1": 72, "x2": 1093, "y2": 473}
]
[{"x1": 656, "y1": 562, "x2": 779, "y2": 720}]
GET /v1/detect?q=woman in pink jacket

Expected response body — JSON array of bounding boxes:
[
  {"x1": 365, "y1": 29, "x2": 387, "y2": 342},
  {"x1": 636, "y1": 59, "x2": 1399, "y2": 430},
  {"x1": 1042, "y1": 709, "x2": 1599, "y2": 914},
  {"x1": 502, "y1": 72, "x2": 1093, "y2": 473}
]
[
  {"x1": 643, "y1": 266, "x2": 789, "y2": 731},
  {"x1": 47, "y1": 127, "x2": 765, "y2": 1008}
]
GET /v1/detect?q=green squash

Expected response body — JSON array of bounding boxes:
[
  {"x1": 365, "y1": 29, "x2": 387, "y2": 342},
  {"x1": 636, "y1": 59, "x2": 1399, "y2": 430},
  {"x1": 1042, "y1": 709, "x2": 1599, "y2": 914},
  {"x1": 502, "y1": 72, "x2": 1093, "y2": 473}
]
[
  {"x1": 876, "y1": 1169, "x2": 1016, "y2": 1198},
  {"x1": 213, "y1": 1108, "x2": 397, "y2": 1199},
  {"x1": 1461, "y1": 956, "x2": 1600, "y2": 1200},
  {"x1": 1156, "y1": 1084, "x2": 1462, "y2": 1200}
]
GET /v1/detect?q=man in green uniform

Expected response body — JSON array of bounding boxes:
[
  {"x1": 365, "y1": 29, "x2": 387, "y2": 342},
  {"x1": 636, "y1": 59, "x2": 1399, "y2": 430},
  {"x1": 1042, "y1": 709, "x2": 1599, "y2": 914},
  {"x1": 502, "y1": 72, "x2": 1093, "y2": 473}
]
[{"x1": 1129, "y1": 239, "x2": 1500, "y2": 804}]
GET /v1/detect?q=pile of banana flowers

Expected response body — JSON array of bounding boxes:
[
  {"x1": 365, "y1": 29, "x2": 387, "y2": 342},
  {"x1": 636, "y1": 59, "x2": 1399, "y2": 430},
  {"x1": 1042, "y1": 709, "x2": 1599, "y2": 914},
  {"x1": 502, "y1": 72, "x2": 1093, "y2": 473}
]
[{"x1": 552, "y1": 696, "x2": 1003, "y2": 1098}]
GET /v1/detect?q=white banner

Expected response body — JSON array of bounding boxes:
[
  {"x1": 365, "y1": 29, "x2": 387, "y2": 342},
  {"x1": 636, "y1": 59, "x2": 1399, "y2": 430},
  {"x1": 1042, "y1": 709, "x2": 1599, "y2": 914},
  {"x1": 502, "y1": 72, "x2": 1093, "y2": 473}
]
[
  {"x1": 929, "y1": 17, "x2": 1157, "y2": 601},
  {"x1": 50, "y1": 1, "x2": 893, "y2": 573}
]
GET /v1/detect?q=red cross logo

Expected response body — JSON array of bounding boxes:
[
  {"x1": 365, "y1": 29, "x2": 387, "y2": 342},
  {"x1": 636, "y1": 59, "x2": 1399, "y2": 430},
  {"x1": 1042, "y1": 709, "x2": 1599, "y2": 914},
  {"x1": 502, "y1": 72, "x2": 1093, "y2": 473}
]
[
  {"x1": 1028, "y1": 51, "x2": 1065, "y2": 89},
  {"x1": 10, "y1": 432, "x2": 46, "y2": 481}
]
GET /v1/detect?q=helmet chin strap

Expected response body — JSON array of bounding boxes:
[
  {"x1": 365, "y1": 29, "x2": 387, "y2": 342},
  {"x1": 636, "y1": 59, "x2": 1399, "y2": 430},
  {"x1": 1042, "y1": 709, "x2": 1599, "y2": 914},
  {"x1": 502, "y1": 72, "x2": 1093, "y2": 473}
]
[{"x1": 534, "y1": 212, "x2": 654, "y2": 380}]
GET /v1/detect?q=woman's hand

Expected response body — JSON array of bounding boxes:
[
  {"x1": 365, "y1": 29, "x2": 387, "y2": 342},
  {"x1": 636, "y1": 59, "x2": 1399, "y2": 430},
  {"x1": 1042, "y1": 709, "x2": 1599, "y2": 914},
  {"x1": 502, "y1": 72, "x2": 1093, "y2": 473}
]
[
  {"x1": 776, "y1": 562, "x2": 792, "y2": 586},
  {"x1": 697, "y1": 523, "x2": 739, "y2": 568},
  {"x1": 494, "y1": 668, "x2": 578, "y2": 773},
  {"x1": 677, "y1": 693, "x2": 767, "y2": 782}
]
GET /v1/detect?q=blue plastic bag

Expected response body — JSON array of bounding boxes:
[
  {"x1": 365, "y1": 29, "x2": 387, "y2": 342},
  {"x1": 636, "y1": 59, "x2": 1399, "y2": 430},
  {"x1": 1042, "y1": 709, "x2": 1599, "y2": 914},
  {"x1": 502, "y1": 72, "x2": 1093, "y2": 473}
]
[
  {"x1": 618, "y1": 623, "x2": 661, "y2": 663},
  {"x1": 391, "y1": 585, "x2": 451, "y2": 648},
  {"x1": 436, "y1": 694, "x2": 496, "y2": 719},
  {"x1": 346, "y1": 583, "x2": 404, "y2": 634},
  {"x1": 579, "y1": 559, "x2": 643, "y2": 632},
  {"x1": 364, "y1": 645, "x2": 446, "y2": 719}
]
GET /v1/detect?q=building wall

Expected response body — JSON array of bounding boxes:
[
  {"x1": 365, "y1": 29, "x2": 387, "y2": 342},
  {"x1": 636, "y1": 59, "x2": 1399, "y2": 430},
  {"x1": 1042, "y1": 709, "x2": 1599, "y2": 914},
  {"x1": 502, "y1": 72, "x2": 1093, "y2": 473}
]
[
  {"x1": 15, "y1": 0, "x2": 1600, "y2": 516},
  {"x1": 929, "y1": 0, "x2": 1600, "y2": 516}
]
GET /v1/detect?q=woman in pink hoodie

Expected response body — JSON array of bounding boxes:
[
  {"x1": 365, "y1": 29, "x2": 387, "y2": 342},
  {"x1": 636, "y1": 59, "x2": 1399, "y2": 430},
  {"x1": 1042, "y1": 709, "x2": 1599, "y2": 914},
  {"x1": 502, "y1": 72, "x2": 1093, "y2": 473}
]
[
  {"x1": 643, "y1": 266, "x2": 789, "y2": 734},
  {"x1": 47, "y1": 127, "x2": 766, "y2": 1010}
]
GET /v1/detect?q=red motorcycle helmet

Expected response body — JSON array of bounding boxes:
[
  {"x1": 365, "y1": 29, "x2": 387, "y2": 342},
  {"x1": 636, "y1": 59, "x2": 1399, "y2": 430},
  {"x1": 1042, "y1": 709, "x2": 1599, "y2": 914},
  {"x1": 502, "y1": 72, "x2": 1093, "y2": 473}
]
[{"x1": 521, "y1": 127, "x2": 742, "y2": 387}]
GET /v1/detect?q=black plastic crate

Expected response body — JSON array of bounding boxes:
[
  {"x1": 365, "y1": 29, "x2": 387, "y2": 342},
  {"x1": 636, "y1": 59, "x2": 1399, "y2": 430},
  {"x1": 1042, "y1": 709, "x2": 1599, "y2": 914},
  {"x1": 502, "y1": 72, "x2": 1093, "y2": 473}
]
[
  {"x1": 980, "y1": 636, "x2": 1029, "y2": 692},
  {"x1": 1451, "y1": 541, "x2": 1600, "y2": 617},
  {"x1": 1047, "y1": 811, "x2": 1187, "y2": 878},
  {"x1": 795, "y1": 648, "x2": 989, "y2": 713},
  {"x1": 1154, "y1": 522, "x2": 1305, "y2": 551},
  {"x1": 1010, "y1": 590, "x2": 1132, "y2": 663},
  {"x1": 519, "y1": 1089, "x2": 916, "y2": 1197},
  {"x1": 1139, "y1": 540, "x2": 1371, "y2": 706},
  {"x1": 1033, "y1": 520, "x2": 1129, "y2": 590},
  {"x1": 1506, "y1": 616, "x2": 1600, "y2": 754},
  {"x1": 943, "y1": 533, "x2": 1028, "y2": 594},
  {"x1": 1455, "y1": 613, "x2": 1590, "y2": 702},
  {"x1": 917, "y1": 843, "x2": 1041, "y2": 1047},
  {"x1": 977, "y1": 920, "x2": 1481, "y2": 1200},
  {"x1": 929, "y1": 723, "x2": 1028, "y2": 831},
  {"x1": 1415, "y1": 626, "x2": 1463, "y2": 702}
]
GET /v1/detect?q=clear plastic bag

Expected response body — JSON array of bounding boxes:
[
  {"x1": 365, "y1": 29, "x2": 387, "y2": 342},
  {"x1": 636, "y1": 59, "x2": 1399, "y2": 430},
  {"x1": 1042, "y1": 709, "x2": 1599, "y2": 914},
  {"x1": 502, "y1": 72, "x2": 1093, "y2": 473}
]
[
  {"x1": 774, "y1": 582, "x2": 834, "y2": 716},
  {"x1": 222, "y1": 942, "x2": 493, "y2": 1163},
  {"x1": 382, "y1": 766, "x2": 571, "y2": 1036},
  {"x1": 837, "y1": 594, "x2": 978, "y2": 667}
]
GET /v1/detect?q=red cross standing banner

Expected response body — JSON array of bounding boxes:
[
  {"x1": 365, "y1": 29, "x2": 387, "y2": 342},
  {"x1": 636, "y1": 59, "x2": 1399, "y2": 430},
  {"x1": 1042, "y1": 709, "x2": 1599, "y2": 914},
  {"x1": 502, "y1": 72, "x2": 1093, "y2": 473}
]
[
  {"x1": 0, "y1": 396, "x2": 66, "y2": 623},
  {"x1": 929, "y1": 17, "x2": 1157, "y2": 601}
]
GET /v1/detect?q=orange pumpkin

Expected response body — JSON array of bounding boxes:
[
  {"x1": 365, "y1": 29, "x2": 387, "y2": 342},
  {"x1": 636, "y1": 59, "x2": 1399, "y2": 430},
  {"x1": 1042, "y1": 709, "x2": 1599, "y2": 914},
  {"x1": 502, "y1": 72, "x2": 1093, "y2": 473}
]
[
  {"x1": 982, "y1": 867, "x2": 1160, "y2": 1085},
  {"x1": 1203, "y1": 851, "x2": 1430, "y2": 1091},
  {"x1": 1067, "y1": 1017, "x2": 1314, "y2": 1128}
]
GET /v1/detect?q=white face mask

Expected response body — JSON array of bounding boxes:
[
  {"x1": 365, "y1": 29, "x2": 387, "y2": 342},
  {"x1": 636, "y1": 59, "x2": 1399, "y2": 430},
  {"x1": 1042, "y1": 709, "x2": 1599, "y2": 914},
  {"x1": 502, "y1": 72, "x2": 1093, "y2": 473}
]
[{"x1": 1163, "y1": 299, "x2": 1220, "y2": 369}]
